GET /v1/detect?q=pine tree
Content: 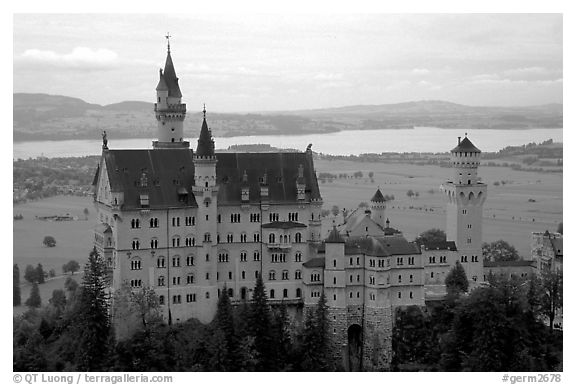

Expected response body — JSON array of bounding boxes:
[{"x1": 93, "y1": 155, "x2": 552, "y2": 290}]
[
  {"x1": 300, "y1": 293, "x2": 332, "y2": 371},
  {"x1": 14, "y1": 264, "x2": 21, "y2": 306},
  {"x1": 24, "y1": 264, "x2": 37, "y2": 283},
  {"x1": 36, "y1": 264, "x2": 45, "y2": 284},
  {"x1": 26, "y1": 282, "x2": 41, "y2": 308},
  {"x1": 73, "y1": 247, "x2": 111, "y2": 371},
  {"x1": 445, "y1": 261, "x2": 469, "y2": 294},
  {"x1": 249, "y1": 274, "x2": 273, "y2": 370},
  {"x1": 272, "y1": 301, "x2": 293, "y2": 370},
  {"x1": 213, "y1": 286, "x2": 237, "y2": 370}
]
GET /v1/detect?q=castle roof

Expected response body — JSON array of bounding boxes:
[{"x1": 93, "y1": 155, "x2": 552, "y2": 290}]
[
  {"x1": 371, "y1": 188, "x2": 386, "y2": 203},
  {"x1": 483, "y1": 260, "x2": 537, "y2": 268},
  {"x1": 99, "y1": 149, "x2": 321, "y2": 209},
  {"x1": 196, "y1": 117, "x2": 215, "y2": 157},
  {"x1": 419, "y1": 241, "x2": 457, "y2": 251},
  {"x1": 155, "y1": 70, "x2": 169, "y2": 92},
  {"x1": 451, "y1": 136, "x2": 481, "y2": 153},
  {"x1": 302, "y1": 257, "x2": 325, "y2": 268},
  {"x1": 162, "y1": 51, "x2": 182, "y2": 98},
  {"x1": 325, "y1": 226, "x2": 345, "y2": 243},
  {"x1": 262, "y1": 221, "x2": 307, "y2": 229}
]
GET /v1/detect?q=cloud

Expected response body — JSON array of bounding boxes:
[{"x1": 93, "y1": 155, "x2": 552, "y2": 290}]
[
  {"x1": 19, "y1": 47, "x2": 119, "y2": 70},
  {"x1": 412, "y1": 68, "x2": 430, "y2": 75}
]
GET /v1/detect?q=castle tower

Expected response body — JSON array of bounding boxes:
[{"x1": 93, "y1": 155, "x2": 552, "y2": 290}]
[
  {"x1": 370, "y1": 188, "x2": 387, "y2": 229},
  {"x1": 192, "y1": 106, "x2": 219, "y2": 319},
  {"x1": 441, "y1": 135, "x2": 487, "y2": 283},
  {"x1": 153, "y1": 35, "x2": 189, "y2": 149},
  {"x1": 323, "y1": 226, "x2": 347, "y2": 368}
]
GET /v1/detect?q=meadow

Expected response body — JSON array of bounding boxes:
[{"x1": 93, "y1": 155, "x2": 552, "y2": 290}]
[
  {"x1": 314, "y1": 159, "x2": 562, "y2": 257},
  {"x1": 13, "y1": 160, "x2": 561, "y2": 311},
  {"x1": 13, "y1": 196, "x2": 93, "y2": 312}
]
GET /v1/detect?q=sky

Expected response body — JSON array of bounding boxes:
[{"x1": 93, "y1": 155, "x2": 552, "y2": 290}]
[{"x1": 13, "y1": 13, "x2": 563, "y2": 112}]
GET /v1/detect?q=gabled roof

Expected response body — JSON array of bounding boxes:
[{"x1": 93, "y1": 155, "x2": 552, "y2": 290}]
[
  {"x1": 162, "y1": 51, "x2": 182, "y2": 98},
  {"x1": 96, "y1": 149, "x2": 322, "y2": 209},
  {"x1": 262, "y1": 221, "x2": 307, "y2": 229},
  {"x1": 343, "y1": 235, "x2": 420, "y2": 256},
  {"x1": 371, "y1": 188, "x2": 386, "y2": 203},
  {"x1": 484, "y1": 260, "x2": 536, "y2": 268},
  {"x1": 96, "y1": 222, "x2": 113, "y2": 234},
  {"x1": 303, "y1": 257, "x2": 325, "y2": 268},
  {"x1": 419, "y1": 241, "x2": 457, "y2": 251},
  {"x1": 92, "y1": 163, "x2": 100, "y2": 186},
  {"x1": 451, "y1": 136, "x2": 481, "y2": 153},
  {"x1": 550, "y1": 238, "x2": 563, "y2": 257},
  {"x1": 326, "y1": 226, "x2": 345, "y2": 243}
]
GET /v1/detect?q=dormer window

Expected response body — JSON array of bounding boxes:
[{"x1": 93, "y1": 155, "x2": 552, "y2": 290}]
[{"x1": 139, "y1": 194, "x2": 149, "y2": 208}]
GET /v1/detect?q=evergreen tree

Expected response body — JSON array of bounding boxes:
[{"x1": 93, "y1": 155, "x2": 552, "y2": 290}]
[
  {"x1": 248, "y1": 275, "x2": 273, "y2": 370},
  {"x1": 36, "y1": 264, "x2": 45, "y2": 284},
  {"x1": 300, "y1": 293, "x2": 332, "y2": 371},
  {"x1": 26, "y1": 282, "x2": 41, "y2": 308},
  {"x1": 445, "y1": 261, "x2": 469, "y2": 294},
  {"x1": 72, "y1": 247, "x2": 111, "y2": 371},
  {"x1": 24, "y1": 264, "x2": 37, "y2": 284},
  {"x1": 14, "y1": 264, "x2": 21, "y2": 306},
  {"x1": 49, "y1": 289, "x2": 67, "y2": 312},
  {"x1": 272, "y1": 301, "x2": 293, "y2": 370},
  {"x1": 212, "y1": 286, "x2": 237, "y2": 370}
]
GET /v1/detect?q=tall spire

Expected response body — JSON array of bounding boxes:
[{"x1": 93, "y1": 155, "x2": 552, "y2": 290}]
[
  {"x1": 165, "y1": 32, "x2": 171, "y2": 53},
  {"x1": 196, "y1": 105, "x2": 215, "y2": 157}
]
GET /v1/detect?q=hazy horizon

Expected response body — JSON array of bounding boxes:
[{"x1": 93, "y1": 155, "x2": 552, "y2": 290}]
[{"x1": 14, "y1": 14, "x2": 562, "y2": 112}]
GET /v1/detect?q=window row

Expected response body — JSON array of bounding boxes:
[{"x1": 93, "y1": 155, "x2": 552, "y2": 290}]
[
  {"x1": 428, "y1": 256, "x2": 447, "y2": 264},
  {"x1": 460, "y1": 255, "x2": 479, "y2": 263},
  {"x1": 268, "y1": 233, "x2": 303, "y2": 244},
  {"x1": 268, "y1": 270, "x2": 302, "y2": 281}
]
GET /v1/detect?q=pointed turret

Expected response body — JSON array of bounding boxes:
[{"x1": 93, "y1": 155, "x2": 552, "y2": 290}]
[
  {"x1": 371, "y1": 188, "x2": 386, "y2": 203},
  {"x1": 196, "y1": 106, "x2": 215, "y2": 157},
  {"x1": 153, "y1": 36, "x2": 188, "y2": 149},
  {"x1": 162, "y1": 51, "x2": 182, "y2": 98}
]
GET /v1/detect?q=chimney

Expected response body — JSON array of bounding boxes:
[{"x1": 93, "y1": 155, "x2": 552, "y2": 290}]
[{"x1": 458, "y1": 136, "x2": 461, "y2": 145}]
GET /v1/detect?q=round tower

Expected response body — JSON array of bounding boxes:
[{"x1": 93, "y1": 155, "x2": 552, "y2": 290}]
[
  {"x1": 441, "y1": 134, "x2": 487, "y2": 283},
  {"x1": 153, "y1": 35, "x2": 189, "y2": 149},
  {"x1": 370, "y1": 188, "x2": 387, "y2": 229}
]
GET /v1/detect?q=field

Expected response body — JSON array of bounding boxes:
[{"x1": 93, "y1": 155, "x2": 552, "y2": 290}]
[
  {"x1": 315, "y1": 159, "x2": 562, "y2": 257},
  {"x1": 13, "y1": 196, "x2": 94, "y2": 313},
  {"x1": 13, "y1": 161, "x2": 561, "y2": 312}
]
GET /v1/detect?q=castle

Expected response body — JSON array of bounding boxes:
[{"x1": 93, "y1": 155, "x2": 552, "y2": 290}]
[{"x1": 92, "y1": 41, "x2": 487, "y2": 371}]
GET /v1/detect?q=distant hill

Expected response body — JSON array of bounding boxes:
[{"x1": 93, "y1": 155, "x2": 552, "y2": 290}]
[{"x1": 13, "y1": 93, "x2": 563, "y2": 142}]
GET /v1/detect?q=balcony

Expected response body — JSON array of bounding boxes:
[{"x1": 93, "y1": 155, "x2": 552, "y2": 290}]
[
  {"x1": 267, "y1": 242, "x2": 292, "y2": 250},
  {"x1": 154, "y1": 103, "x2": 187, "y2": 112}
]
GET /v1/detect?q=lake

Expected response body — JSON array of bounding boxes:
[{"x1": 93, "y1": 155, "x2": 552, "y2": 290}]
[{"x1": 12, "y1": 127, "x2": 562, "y2": 159}]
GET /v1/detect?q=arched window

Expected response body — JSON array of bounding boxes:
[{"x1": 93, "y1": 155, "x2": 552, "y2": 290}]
[
  {"x1": 187, "y1": 273, "x2": 195, "y2": 284},
  {"x1": 187, "y1": 255, "x2": 194, "y2": 266},
  {"x1": 157, "y1": 256, "x2": 165, "y2": 268},
  {"x1": 270, "y1": 289, "x2": 275, "y2": 298},
  {"x1": 295, "y1": 233, "x2": 302, "y2": 243},
  {"x1": 269, "y1": 270, "x2": 276, "y2": 280},
  {"x1": 283, "y1": 289, "x2": 288, "y2": 298},
  {"x1": 296, "y1": 288, "x2": 302, "y2": 297},
  {"x1": 269, "y1": 233, "x2": 276, "y2": 243},
  {"x1": 241, "y1": 287, "x2": 247, "y2": 300},
  {"x1": 130, "y1": 258, "x2": 142, "y2": 270},
  {"x1": 158, "y1": 276, "x2": 165, "y2": 286}
]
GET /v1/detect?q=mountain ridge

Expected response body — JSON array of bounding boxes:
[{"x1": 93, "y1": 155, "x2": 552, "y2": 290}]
[{"x1": 13, "y1": 93, "x2": 563, "y2": 142}]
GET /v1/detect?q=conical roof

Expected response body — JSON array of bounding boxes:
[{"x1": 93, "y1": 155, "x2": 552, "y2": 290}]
[
  {"x1": 162, "y1": 52, "x2": 182, "y2": 98},
  {"x1": 371, "y1": 188, "x2": 386, "y2": 203},
  {"x1": 451, "y1": 136, "x2": 481, "y2": 153},
  {"x1": 196, "y1": 117, "x2": 215, "y2": 157},
  {"x1": 155, "y1": 70, "x2": 169, "y2": 92}
]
